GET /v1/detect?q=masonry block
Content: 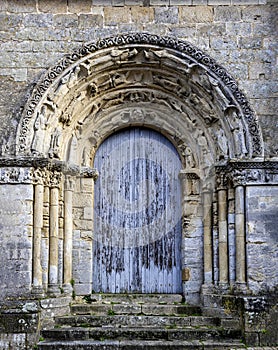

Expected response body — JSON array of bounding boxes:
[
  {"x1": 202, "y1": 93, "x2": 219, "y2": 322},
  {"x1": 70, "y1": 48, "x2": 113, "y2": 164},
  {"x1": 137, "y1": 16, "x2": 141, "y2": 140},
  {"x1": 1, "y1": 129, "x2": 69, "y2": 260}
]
[
  {"x1": 5, "y1": 0, "x2": 36, "y2": 13},
  {"x1": 93, "y1": 0, "x2": 112, "y2": 5},
  {"x1": 38, "y1": 0, "x2": 67, "y2": 13},
  {"x1": 125, "y1": 0, "x2": 144, "y2": 4},
  {"x1": 78, "y1": 14, "x2": 103, "y2": 27},
  {"x1": 104, "y1": 6, "x2": 130, "y2": 25},
  {"x1": 150, "y1": 0, "x2": 169, "y2": 5},
  {"x1": 170, "y1": 0, "x2": 191, "y2": 5},
  {"x1": 179, "y1": 6, "x2": 213, "y2": 23},
  {"x1": 131, "y1": 7, "x2": 154, "y2": 23},
  {"x1": 154, "y1": 6, "x2": 178, "y2": 23},
  {"x1": 213, "y1": 5, "x2": 241, "y2": 22},
  {"x1": 208, "y1": 0, "x2": 231, "y2": 4},
  {"x1": 68, "y1": 0, "x2": 92, "y2": 13}
]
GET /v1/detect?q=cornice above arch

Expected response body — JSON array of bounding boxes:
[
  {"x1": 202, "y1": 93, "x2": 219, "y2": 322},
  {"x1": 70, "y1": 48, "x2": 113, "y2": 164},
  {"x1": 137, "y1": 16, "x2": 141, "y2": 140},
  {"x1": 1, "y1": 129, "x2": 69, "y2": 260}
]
[{"x1": 16, "y1": 32, "x2": 264, "y2": 160}]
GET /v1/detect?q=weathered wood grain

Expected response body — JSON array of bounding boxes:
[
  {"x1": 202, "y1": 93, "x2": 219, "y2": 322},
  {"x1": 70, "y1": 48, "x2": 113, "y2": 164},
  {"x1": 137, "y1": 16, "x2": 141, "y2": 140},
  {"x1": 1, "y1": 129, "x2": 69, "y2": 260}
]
[{"x1": 93, "y1": 127, "x2": 182, "y2": 293}]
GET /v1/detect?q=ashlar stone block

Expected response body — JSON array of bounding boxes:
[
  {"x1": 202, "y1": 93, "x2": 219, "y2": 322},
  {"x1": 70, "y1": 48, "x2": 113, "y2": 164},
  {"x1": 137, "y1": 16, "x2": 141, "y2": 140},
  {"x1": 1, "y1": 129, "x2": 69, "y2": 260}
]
[
  {"x1": 78, "y1": 14, "x2": 103, "y2": 28},
  {"x1": 179, "y1": 6, "x2": 213, "y2": 23},
  {"x1": 150, "y1": 0, "x2": 170, "y2": 5},
  {"x1": 154, "y1": 6, "x2": 178, "y2": 24},
  {"x1": 213, "y1": 5, "x2": 241, "y2": 22},
  {"x1": 68, "y1": 0, "x2": 92, "y2": 13},
  {"x1": 104, "y1": 6, "x2": 130, "y2": 25},
  {"x1": 5, "y1": 0, "x2": 36, "y2": 13},
  {"x1": 131, "y1": 7, "x2": 154, "y2": 23},
  {"x1": 38, "y1": 0, "x2": 67, "y2": 13},
  {"x1": 170, "y1": 0, "x2": 191, "y2": 5}
]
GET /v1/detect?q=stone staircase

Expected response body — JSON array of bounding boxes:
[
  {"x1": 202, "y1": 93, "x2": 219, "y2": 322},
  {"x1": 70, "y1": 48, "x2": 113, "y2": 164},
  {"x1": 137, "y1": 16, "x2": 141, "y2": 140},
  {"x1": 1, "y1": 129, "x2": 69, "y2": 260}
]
[{"x1": 38, "y1": 294, "x2": 245, "y2": 349}]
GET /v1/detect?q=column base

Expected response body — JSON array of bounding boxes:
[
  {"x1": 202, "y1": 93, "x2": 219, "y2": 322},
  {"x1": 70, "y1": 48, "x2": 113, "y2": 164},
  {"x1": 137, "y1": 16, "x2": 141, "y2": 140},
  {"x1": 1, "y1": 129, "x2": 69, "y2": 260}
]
[
  {"x1": 234, "y1": 282, "x2": 249, "y2": 294},
  {"x1": 201, "y1": 283, "x2": 215, "y2": 294},
  {"x1": 62, "y1": 283, "x2": 73, "y2": 295},
  {"x1": 47, "y1": 284, "x2": 62, "y2": 297},
  {"x1": 218, "y1": 282, "x2": 230, "y2": 293},
  {"x1": 31, "y1": 285, "x2": 45, "y2": 297}
]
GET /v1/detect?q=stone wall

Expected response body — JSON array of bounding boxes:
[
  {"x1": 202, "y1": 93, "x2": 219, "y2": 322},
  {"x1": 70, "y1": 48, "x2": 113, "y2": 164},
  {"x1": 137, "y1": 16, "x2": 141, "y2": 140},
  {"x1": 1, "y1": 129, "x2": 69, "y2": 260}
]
[
  {"x1": 0, "y1": 181, "x2": 33, "y2": 300},
  {"x1": 0, "y1": 0, "x2": 277, "y2": 158},
  {"x1": 0, "y1": 1, "x2": 277, "y2": 349},
  {"x1": 246, "y1": 186, "x2": 278, "y2": 293}
]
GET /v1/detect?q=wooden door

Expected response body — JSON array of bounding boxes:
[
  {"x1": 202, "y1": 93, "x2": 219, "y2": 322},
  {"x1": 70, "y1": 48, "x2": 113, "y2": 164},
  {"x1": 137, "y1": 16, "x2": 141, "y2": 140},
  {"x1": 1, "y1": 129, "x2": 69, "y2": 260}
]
[{"x1": 93, "y1": 127, "x2": 182, "y2": 293}]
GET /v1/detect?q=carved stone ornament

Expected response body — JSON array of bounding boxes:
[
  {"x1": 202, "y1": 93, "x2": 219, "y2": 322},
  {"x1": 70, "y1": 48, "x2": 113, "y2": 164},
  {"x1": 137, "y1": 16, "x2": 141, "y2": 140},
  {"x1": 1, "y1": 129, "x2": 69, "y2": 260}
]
[
  {"x1": 64, "y1": 175, "x2": 75, "y2": 191},
  {"x1": 216, "y1": 171, "x2": 228, "y2": 190},
  {"x1": 216, "y1": 161, "x2": 278, "y2": 186},
  {"x1": 0, "y1": 167, "x2": 33, "y2": 184},
  {"x1": 80, "y1": 166, "x2": 99, "y2": 181},
  {"x1": 45, "y1": 170, "x2": 63, "y2": 188},
  {"x1": 17, "y1": 33, "x2": 263, "y2": 158}
]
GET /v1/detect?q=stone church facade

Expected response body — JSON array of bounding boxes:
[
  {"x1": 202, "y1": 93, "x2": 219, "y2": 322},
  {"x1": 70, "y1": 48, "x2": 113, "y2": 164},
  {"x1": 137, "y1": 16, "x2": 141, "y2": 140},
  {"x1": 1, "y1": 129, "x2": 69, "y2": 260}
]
[{"x1": 0, "y1": 0, "x2": 277, "y2": 349}]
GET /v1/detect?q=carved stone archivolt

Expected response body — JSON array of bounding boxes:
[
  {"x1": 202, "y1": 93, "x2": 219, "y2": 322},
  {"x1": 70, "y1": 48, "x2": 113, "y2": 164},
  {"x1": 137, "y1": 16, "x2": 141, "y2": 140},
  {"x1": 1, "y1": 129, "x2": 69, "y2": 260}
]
[{"x1": 14, "y1": 33, "x2": 263, "y2": 168}]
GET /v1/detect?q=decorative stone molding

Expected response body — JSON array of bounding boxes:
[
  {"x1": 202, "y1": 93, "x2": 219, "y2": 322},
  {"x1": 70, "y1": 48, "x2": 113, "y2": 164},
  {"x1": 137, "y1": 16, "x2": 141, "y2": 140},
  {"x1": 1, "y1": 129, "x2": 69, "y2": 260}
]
[
  {"x1": 0, "y1": 157, "x2": 99, "y2": 183},
  {"x1": 45, "y1": 170, "x2": 63, "y2": 188},
  {"x1": 0, "y1": 167, "x2": 33, "y2": 184},
  {"x1": 216, "y1": 161, "x2": 278, "y2": 186},
  {"x1": 79, "y1": 166, "x2": 99, "y2": 181},
  {"x1": 216, "y1": 171, "x2": 228, "y2": 190},
  {"x1": 16, "y1": 33, "x2": 263, "y2": 159}
]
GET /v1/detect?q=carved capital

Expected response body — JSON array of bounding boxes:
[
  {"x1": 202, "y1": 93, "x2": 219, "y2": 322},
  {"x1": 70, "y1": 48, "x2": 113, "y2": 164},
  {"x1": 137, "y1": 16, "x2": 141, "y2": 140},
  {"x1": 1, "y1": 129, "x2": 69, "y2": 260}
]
[
  {"x1": 44, "y1": 169, "x2": 62, "y2": 188},
  {"x1": 229, "y1": 169, "x2": 247, "y2": 187},
  {"x1": 216, "y1": 171, "x2": 228, "y2": 190},
  {"x1": 32, "y1": 167, "x2": 46, "y2": 185},
  {"x1": 80, "y1": 167, "x2": 99, "y2": 181}
]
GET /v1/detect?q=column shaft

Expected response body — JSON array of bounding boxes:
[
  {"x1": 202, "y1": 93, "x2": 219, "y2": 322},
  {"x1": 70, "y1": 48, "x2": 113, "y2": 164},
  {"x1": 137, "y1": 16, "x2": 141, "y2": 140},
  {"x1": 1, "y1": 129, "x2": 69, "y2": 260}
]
[
  {"x1": 203, "y1": 191, "x2": 213, "y2": 284},
  {"x1": 63, "y1": 179, "x2": 73, "y2": 290},
  {"x1": 218, "y1": 189, "x2": 228, "y2": 284},
  {"x1": 32, "y1": 183, "x2": 44, "y2": 293},
  {"x1": 48, "y1": 186, "x2": 59, "y2": 293}
]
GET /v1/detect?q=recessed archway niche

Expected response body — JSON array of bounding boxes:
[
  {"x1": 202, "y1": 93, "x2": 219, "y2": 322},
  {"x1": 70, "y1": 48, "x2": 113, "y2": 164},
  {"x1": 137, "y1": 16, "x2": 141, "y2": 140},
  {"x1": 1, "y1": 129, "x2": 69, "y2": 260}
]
[{"x1": 16, "y1": 33, "x2": 264, "y2": 304}]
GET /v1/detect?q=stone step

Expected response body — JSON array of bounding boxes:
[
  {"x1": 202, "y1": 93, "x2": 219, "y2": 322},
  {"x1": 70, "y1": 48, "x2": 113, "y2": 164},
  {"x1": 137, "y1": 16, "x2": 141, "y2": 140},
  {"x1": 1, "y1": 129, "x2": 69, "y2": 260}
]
[
  {"x1": 55, "y1": 315, "x2": 221, "y2": 328},
  {"x1": 71, "y1": 303, "x2": 201, "y2": 316},
  {"x1": 42, "y1": 326, "x2": 241, "y2": 342},
  {"x1": 81, "y1": 293, "x2": 183, "y2": 304},
  {"x1": 38, "y1": 339, "x2": 245, "y2": 350}
]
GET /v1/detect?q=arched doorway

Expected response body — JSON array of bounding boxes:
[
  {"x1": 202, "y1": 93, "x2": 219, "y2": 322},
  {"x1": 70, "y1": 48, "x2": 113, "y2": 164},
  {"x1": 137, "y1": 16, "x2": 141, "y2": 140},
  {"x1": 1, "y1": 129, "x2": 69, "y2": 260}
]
[
  {"x1": 92, "y1": 127, "x2": 182, "y2": 293},
  {"x1": 14, "y1": 33, "x2": 264, "y2": 303}
]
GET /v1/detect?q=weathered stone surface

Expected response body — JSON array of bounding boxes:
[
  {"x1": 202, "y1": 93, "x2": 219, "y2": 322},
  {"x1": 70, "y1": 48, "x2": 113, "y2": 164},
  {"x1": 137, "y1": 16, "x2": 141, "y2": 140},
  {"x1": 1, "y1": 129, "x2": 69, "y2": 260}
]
[
  {"x1": 68, "y1": 0, "x2": 92, "y2": 13},
  {"x1": 154, "y1": 6, "x2": 179, "y2": 23},
  {"x1": 103, "y1": 7, "x2": 130, "y2": 25},
  {"x1": 131, "y1": 6, "x2": 154, "y2": 22},
  {"x1": 179, "y1": 6, "x2": 213, "y2": 23},
  {"x1": 246, "y1": 186, "x2": 278, "y2": 293},
  {"x1": 214, "y1": 6, "x2": 241, "y2": 22}
]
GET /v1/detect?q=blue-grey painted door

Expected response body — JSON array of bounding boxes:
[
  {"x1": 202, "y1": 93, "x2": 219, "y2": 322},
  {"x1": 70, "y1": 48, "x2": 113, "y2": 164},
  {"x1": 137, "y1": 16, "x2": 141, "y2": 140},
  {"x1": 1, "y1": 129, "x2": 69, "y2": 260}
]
[{"x1": 93, "y1": 127, "x2": 182, "y2": 293}]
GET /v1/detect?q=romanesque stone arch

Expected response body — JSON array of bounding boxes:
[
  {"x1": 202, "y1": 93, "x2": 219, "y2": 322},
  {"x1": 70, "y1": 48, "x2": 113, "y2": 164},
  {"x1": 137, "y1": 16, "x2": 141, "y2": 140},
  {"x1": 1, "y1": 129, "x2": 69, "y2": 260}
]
[
  {"x1": 12, "y1": 33, "x2": 267, "y2": 302},
  {"x1": 16, "y1": 32, "x2": 263, "y2": 166}
]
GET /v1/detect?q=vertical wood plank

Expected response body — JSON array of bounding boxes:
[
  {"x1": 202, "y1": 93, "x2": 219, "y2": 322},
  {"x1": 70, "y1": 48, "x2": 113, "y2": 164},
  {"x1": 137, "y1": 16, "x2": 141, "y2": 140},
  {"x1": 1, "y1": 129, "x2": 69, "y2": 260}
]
[{"x1": 93, "y1": 127, "x2": 182, "y2": 293}]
